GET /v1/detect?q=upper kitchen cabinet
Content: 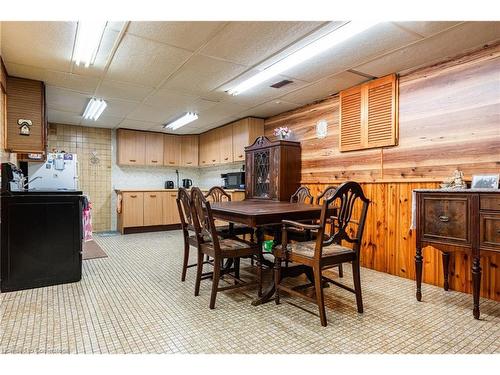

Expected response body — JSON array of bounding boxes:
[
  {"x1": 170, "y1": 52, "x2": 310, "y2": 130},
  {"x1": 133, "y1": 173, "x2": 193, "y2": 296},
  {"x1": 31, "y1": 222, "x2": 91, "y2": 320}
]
[
  {"x1": 6, "y1": 76, "x2": 47, "y2": 154},
  {"x1": 199, "y1": 132, "x2": 211, "y2": 166},
  {"x1": 180, "y1": 135, "x2": 199, "y2": 167},
  {"x1": 232, "y1": 117, "x2": 264, "y2": 162},
  {"x1": 218, "y1": 124, "x2": 233, "y2": 164},
  {"x1": 117, "y1": 128, "x2": 146, "y2": 166},
  {"x1": 145, "y1": 132, "x2": 164, "y2": 166},
  {"x1": 164, "y1": 134, "x2": 180, "y2": 166}
]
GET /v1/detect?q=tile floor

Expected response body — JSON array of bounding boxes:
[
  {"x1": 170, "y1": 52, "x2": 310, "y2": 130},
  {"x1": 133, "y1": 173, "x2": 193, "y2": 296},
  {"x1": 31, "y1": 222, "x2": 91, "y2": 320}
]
[{"x1": 1, "y1": 231, "x2": 499, "y2": 354}]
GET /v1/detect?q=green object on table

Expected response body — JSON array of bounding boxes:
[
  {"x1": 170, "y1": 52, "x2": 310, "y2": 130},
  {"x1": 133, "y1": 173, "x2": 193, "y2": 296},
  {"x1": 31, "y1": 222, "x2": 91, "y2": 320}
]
[{"x1": 263, "y1": 240, "x2": 274, "y2": 252}]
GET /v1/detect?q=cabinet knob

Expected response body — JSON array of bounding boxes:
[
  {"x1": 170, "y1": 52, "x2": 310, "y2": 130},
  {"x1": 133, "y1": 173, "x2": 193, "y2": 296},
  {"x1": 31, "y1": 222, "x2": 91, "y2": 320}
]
[{"x1": 439, "y1": 215, "x2": 449, "y2": 222}]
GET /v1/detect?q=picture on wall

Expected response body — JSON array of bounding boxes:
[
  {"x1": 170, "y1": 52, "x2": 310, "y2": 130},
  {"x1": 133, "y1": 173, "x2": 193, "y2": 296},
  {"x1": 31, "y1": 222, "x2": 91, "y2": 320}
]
[{"x1": 471, "y1": 174, "x2": 499, "y2": 189}]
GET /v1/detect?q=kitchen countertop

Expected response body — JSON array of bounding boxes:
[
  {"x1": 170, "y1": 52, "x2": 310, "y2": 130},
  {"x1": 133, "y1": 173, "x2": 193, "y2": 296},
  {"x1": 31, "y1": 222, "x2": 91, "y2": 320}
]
[
  {"x1": 114, "y1": 188, "x2": 245, "y2": 193},
  {"x1": 413, "y1": 188, "x2": 500, "y2": 193}
]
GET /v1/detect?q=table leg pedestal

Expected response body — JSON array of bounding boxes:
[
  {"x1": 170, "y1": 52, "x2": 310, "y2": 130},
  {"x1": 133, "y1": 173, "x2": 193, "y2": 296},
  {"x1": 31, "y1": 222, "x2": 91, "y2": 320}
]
[{"x1": 442, "y1": 252, "x2": 450, "y2": 291}]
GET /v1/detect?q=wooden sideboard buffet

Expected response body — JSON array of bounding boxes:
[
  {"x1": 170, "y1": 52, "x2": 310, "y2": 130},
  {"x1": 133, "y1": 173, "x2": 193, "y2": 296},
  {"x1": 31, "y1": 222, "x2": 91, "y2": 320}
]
[{"x1": 414, "y1": 189, "x2": 500, "y2": 319}]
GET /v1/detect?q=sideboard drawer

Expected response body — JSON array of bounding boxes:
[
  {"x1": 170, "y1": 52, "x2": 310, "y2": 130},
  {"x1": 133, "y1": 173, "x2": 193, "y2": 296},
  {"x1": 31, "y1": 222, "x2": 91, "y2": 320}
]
[
  {"x1": 480, "y1": 213, "x2": 500, "y2": 252},
  {"x1": 421, "y1": 195, "x2": 470, "y2": 245},
  {"x1": 480, "y1": 195, "x2": 500, "y2": 211}
]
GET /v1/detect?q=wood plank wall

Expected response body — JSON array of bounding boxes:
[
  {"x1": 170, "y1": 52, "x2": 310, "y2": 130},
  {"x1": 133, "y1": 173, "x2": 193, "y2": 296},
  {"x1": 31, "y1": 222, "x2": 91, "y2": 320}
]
[{"x1": 264, "y1": 43, "x2": 500, "y2": 301}]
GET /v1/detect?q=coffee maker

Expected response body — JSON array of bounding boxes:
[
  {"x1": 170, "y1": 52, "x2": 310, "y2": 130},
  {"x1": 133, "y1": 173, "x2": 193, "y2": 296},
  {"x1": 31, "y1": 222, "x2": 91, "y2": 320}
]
[{"x1": 182, "y1": 179, "x2": 192, "y2": 188}]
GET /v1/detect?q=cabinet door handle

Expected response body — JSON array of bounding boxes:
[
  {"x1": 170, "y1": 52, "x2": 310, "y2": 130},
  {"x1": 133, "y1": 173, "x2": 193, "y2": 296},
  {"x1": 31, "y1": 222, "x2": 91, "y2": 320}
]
[
  {"x1": 151, "y1": 160, "x2": 158, "y2": 163},
  {"x1": 187, "y1": 161, "x2": 192, "y2": 164},
  {"x1": 238, "y1": 154, "x2": 243, "y2": 158},
  {"x1": 131, "y1": 195, "x2": 137, "y2": 198},
  {"x1": 439, "y1": 215, "x2": 449, "y2": 222},
  {"x1": 150, "y1": 194, "x2": 156, "y2": 197},
  {"x1": 169, "y1": 161, "x2": 175, "y2": 164},
  {"x1": 130, "y1": 159, "x2": 136, "y2": 162},
  {"x1": 224, "y1": 157, "x2": 229, "y2": 160},
  {"x1": 212, "y1": 159, "x2": 216, "y2": 162}
]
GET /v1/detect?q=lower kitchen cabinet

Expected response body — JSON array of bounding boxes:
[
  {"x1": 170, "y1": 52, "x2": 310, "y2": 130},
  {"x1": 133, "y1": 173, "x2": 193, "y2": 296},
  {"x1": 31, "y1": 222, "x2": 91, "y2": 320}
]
[
  {"x1": 117, "y1": 189, "x2": 244, "y2": 234},
  {"x1": 121, "y1": 192, "x2": 144, "y2": 228},
  {"x1": 144, "y1": 192, "x2": 163, "y2": 226},
  {"x1": 162, "y1": 192, "x2": 180, "y2": 225}
]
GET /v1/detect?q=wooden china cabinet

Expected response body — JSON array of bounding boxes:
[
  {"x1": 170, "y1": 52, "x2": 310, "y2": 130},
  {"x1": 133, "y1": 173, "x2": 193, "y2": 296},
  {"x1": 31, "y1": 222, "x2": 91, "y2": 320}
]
[{"x1": 244, "y1": 136, "x2": 301, "y2": 201}]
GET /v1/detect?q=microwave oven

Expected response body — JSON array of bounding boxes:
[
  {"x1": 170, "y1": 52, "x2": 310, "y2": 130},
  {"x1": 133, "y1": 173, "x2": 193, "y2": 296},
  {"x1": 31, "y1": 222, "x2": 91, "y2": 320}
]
[{"x1": 221, "y1": 172, "x2": 245, "y2": 189}]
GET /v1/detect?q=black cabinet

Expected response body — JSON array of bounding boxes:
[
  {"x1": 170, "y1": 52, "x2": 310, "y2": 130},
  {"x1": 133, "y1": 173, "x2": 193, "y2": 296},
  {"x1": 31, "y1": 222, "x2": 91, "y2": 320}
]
[{"x1": 1, "y1": 192, "x2": 83, "y2": 292}]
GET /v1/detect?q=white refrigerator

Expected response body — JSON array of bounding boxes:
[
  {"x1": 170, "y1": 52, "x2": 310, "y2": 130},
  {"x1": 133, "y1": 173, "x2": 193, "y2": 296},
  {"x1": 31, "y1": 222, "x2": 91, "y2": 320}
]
[{"x1": 28, "y1": 153, "x2": 79, "y2": 190}]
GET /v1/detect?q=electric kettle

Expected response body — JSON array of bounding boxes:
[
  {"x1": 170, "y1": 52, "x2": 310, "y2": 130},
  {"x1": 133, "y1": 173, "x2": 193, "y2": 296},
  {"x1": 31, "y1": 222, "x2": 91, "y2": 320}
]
[{"x1": 182, "y1": 179, "x2": 192, "y2": 188}]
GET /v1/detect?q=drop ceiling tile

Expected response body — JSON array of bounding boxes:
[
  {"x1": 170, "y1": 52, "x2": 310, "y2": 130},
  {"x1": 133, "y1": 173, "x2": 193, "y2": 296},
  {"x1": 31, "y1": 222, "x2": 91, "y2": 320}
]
[
  {"x1": 72, "y1": 27, "x2": 120, "y2": 77},
  {"x1": 219, "y1": 70, "x2": 310, "y2": 107},
  {"x1": 1, "y1": 21, "x2": 76, "y2": 72},
  {"x1": 160, "y1": 54, "x2": 247, "y2": 96},
  {"x1": 279, "y1": 71, "x2": 369, "y2": 105},
  {"x1": 106, "y1": 33, "x2": 192, "y2": 86},
  {"x1": 96, "y1": 79, "x2": 154, "y2": 101},
  {"x1": 127, "y1": 21, "x2": 226, "y2": 51},
  {"x1": 46, "y1": 86, "x2": 90, "y2": 114},
  {"x1": 126, "y1": 103, "x2": 179, "y2": 123},
  {"x1": 186, "y1": 98, "x2": 221, "y2": 113},
  {"x1": 196, "y1": 102, "x2": 251, "y2": 126},
  {"x1": 283, "y1": 22, "x2": 421, "y2": 82},
  {"x1": 144, "y1": 88, "x2": 199, "y2": 109},
  {"x1": 238, "y1": 100, "x2": 300, "y2": 118},
  {"x1": 199, "y1": 21, "x2": 325, "y2": 66},
  {"x1": 354, "y1": 22, "x2": 500, "y2": 77},
  {"x1": 3, "y1": 62, "x2": 46, "y2": 81},
  {"x1": 47, "y1": 109, "x2": 82, "y2": 126},
  {"x1": 118, "y1": 119, "x2": 161, "y2": 131},
  {"x1": 81, "y1": 114, "x2": 124, "y2": 129},
  {"x1": 393, "y1": 21, "x2": 462, "y2": 37},
  {"x1": 105, "y1": 98, "x2": 140, "y2": 118}
]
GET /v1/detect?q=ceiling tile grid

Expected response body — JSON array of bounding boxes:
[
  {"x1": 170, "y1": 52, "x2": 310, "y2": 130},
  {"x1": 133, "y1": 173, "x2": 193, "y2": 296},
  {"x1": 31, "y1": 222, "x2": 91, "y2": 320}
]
[{"x1": 0, "y1": 21, "x2": 498, "y2": 133}]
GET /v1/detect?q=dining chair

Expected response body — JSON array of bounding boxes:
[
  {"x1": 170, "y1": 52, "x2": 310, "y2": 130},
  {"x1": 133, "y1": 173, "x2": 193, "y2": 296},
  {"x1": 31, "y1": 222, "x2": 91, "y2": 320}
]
[
  {"x1": 315, "y1": 185, "x2": 343, "y2": 277},
  {"x1": 176, "y1": 188, "x2": 213, "y2": 282},
  {"x1": 191, "y1": 187, "x2": 262, "y2": 309},
  {"x1": 290, "y1": 186, "x2": 314, "y2": 204},
  {"x1": 274, "y1": 181, "x2": 370, "y2": 326},
  {"x1": 204, "y1": 186, "x2": 254, "y2": 240}
]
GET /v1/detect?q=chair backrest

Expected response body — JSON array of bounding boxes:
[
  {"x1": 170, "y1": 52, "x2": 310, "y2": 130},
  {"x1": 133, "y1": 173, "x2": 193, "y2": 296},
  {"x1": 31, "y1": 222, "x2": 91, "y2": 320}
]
[
  {"x1": 205, "y1": 186, "x2": 231, "y2": 203},
  {"x1": 315, "y1": 185, "x2": 339, "y2": 204},
  {"x1": 191, "y1": 187, "x2": 220, "y2": 251},
  {"x1": 290, "y1": 186, "x2": 313, "y2": 204},
  {"x1": 176, "y1": 188, "x2": 195, "y2": 231},
  {"x1": 315, "y1": 181, "x2": 370, "y2": 259}
]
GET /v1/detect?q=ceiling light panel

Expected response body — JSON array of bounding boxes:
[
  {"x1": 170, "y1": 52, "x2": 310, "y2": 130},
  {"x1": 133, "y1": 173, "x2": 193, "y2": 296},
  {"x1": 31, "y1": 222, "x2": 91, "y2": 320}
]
[
  {"x1": 164, "y1": 112, "x2": 199, "y2": 130},
  {"x1": 83, "y1": 98, "x2": 108, "y2": 121},
  {"x1": 228, "y1": 21, "x2": 379, "y2": 96},
  {"x1": 73, "y1": 21, "x2": 108, "y2": 67}
]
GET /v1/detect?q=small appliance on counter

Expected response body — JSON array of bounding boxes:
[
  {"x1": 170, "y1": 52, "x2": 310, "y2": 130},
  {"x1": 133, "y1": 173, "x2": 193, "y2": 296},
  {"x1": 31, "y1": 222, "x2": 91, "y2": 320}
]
[
  {"x1": 221, "y1": 172, "x2": 245, "y2": 189},
  {"x1": 165, "y1": 180, "x2": 174, "y2": 189},
  {"x1": 27, "y1": 152, "x2": 78, "y2": 190},
  {"x1": 1, "y1": 163, "x2": 25, "y2": 192},
  {"x1": 182, "y1": 178, "x2": 192, "y2": 188}
]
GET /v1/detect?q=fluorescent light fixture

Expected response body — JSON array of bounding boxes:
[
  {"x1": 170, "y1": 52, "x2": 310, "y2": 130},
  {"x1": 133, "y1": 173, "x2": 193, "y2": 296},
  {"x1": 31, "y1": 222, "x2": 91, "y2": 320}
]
[
  {"x1": 83, "y1": 98, "x2": 107, "y2": 121},
  {"x1": 228, "y1": 21, "x2": 379, "y2": 96},
  {"x1": 73, "y1": 20, "x2": 107, "y2": 67},
  {"x1": 164, "y1": 112, "x2": 199, "y2": 131}
]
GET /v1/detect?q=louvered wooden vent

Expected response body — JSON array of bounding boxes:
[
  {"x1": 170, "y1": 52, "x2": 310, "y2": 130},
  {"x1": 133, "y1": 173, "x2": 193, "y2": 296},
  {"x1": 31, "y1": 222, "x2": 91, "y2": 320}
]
[{"x1": 339, "y1": 74, "x2": 398, "y2": 152}]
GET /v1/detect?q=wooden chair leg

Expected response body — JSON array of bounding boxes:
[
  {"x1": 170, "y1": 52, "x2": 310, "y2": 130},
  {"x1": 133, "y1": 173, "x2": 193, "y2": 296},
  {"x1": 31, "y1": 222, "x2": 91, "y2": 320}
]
[
  {"x1": 313, "y1": 265, "x2": 327, "y2": 327},
  {"x1": 338, "y1": 263, "x2": 343, "y2": 278},
  {"x1": 234, "y1": 258, "x2": 240, "y2": 284},
  {"x1": 209, "y1": 257, "x2": 221, "y2": 309},
  {"x1": 352, "y1": 260, "x2": 363, "y2": 313},
  {"x1": 181, "y1": 236, "x2": 190, "y2": 282},
  {"x1": 194, "y1": 249, "x2": 203, "y2": 297},
  {"x1": 274, "y1": 254, "x2": 281, "y2": 304},
  {"x1": 257, "y1": 254, "x2": 263, "y2": 297}
]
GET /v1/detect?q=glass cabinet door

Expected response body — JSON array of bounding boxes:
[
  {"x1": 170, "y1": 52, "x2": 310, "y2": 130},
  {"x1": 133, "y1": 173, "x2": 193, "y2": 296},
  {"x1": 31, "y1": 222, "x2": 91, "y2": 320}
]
[{"x1": 253, "y1": 150, "x2": 270, "y2": 198}]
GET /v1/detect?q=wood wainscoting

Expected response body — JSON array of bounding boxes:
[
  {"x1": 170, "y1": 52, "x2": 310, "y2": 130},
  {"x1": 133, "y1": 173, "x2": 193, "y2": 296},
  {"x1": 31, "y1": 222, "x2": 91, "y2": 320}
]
[
  {"x1": 264, "y1": 44, "x2": 500, "y2": 301},
  {"x1": 306, "y1": 182, "x2": 500, "y2": 301}
]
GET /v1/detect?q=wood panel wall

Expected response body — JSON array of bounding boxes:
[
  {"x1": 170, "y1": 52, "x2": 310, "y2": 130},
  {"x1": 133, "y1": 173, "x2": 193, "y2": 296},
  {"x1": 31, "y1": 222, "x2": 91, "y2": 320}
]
[{"x1": 264, "y1": 43, "x2": 500, "y2": 301}]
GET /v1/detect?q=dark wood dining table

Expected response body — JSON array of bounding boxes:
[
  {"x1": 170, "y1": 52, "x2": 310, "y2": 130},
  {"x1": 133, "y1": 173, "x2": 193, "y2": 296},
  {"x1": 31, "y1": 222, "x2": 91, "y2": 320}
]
[{"x1": 210, "y1": 199, "x2": 325, "y2": 305}]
